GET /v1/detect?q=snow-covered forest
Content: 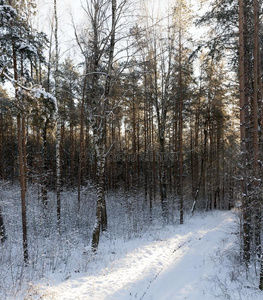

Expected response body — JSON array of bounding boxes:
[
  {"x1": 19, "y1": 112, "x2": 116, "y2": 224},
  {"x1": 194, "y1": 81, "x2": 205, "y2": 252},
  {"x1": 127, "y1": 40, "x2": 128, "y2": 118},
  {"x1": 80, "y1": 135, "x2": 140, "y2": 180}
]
[{"x1": 0, "y1": 0, "x2": 263, "y2": 299}]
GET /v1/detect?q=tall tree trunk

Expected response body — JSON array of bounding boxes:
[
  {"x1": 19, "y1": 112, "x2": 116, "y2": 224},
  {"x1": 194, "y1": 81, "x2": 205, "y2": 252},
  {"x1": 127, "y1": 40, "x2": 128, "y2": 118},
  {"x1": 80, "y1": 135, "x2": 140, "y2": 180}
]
[
  {"x1": 153, "y1": 43, "x2": 168, "y2": 221},
  {"x1": 252, "y1": 0, "x2": 261, "y2": 256},
  {"x1": 239, "y1": 0, "x2": 251, "y2": 265},
  {"x1": 41, "y1": 24, "x2": 53, "y2": 206},
  {"x1": 252, "y1": 0, "x2": 263, "y2": 289},
  {"x1": 178, "y1": 15, "x2": 184, "y2": 225},
  {"x1": 41, "y1": 120, "x2": 48, "y2": 206},
  {"x1": 17, "y1": 114, "x2": 28, "y2": 263},
  {"x1": 78, "y1": 66, "x2": 87, "y2": 209},
  {"x1": 92, "y1": 0, "x2": 117, "y2": 251},
  {"x1": 12, "y1": 42, "x2": 28, "y2": 263},
  {"x1": 191, "y1": 85, "x2": 201, "y2": 214},
  {"x1": 159, "y1": 135, "x2": 168, "y2": 220},
  {"x1": 100, "y1": 0, "x2": 117, "y2": 232},
  {"x1": 54, "y1": 0, "x2": 61, "y2": 230},
  {"x1": 144, "y1": 91, "x2": 148, "y2": 203},
  {"x1": 70, "y1": 121, "x2": 75, "y2": 187}
]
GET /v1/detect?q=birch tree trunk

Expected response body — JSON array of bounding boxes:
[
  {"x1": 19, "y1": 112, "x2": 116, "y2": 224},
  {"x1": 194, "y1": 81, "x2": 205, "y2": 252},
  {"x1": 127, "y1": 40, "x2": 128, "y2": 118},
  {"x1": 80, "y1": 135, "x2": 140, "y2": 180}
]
[
  {"x1": 92, "y1": 131, "x2": 106, "y2": 250},
  {"x1": 91, "y1": 0, "x2": 117, "y2": 251},
  {"x1": 153, "y1": 37, "x2": 170, "y2": 222}
]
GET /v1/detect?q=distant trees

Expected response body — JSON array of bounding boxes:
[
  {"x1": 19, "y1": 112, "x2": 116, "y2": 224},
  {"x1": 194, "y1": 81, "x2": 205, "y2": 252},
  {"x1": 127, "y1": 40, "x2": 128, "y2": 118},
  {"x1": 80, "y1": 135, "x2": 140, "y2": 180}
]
[
  {"x1": 129, "y1": 0, "x2": 196, "y2": 223},
  {"x1": 59, "y1": 58, "x2": 80, "y2": 187},
  {"x1": 136, "y1": 6, "x2": 175, "y2": 221},
  {"x1": 198, "y1": 0, "x2": 263, "y2": 290},
  {"x1": 0, "y1": 0, "x2": 243, "y2": 264}
]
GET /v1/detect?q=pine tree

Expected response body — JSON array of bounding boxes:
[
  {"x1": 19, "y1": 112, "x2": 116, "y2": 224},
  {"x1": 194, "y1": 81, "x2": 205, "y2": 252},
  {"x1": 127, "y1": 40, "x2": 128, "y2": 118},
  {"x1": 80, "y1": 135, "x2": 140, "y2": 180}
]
[{"x1": 0, "y1": 0, "x2": 55, "y2": 263}]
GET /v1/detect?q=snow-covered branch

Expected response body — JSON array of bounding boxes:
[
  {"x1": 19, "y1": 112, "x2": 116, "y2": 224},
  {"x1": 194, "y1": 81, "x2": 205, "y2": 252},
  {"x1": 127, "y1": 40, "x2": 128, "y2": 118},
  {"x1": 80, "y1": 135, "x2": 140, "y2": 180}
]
[{"x1": 1, "y1": 66, "x2": 57, "y2": 107}]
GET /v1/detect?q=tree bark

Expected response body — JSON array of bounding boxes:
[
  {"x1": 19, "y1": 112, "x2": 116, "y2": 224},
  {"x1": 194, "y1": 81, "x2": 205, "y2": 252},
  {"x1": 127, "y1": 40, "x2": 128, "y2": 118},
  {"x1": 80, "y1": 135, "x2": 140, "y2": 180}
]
[
  {"x1": 252, "y1": 0, "x2": 261, "y2": 257},
  {"x1": 91, "y1": 0, "x2": 117, "y2": 251},
  {"x1": 17, "y1": 114, "x2": 28, "y2": 263},
  {"x1": 78, "y1": 66, "x2": 87, "y2": 210},
  {"x1": 54, "y1": 0, "x2": 61, "y2": 231},
  {"x1": 238, "y1": 0, "x2": 251, "y2": 265},
  {"x1": 178, "y1": 7, "x2": 184, "y2": 224},
  {"x1": 12, "y1": 41, "x2": 28, "y2": 263}
]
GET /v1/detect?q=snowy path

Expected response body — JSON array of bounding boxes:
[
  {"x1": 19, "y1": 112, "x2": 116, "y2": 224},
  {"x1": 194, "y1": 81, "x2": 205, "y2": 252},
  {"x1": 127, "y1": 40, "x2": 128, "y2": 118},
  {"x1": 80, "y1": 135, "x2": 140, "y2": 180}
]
[{"x1": 36, "y1": 211, "x2": 236, "y2": 300}]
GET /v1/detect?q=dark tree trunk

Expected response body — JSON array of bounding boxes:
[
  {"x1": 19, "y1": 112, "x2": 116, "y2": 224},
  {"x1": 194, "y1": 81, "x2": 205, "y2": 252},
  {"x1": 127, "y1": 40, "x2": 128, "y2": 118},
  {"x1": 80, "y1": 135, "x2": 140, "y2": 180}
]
[
  {"x1": 13, "y1": 41, "x2": 28, "y2": 263},
  {"x1": 239, "y1": 0, "x2": 251, "y2": 265},
  {"x1": 0, "y1": 203, "x2": 6, "y2": 243},
  {"x1": 54, "y1": 0, "x2": 61, "y2": 231},
  {"x1": 41, "y1": 120, "x2": 48, "y2": 207},
  {"x1": 178, "y1": 16, "x2": 184, "y2": 224}
]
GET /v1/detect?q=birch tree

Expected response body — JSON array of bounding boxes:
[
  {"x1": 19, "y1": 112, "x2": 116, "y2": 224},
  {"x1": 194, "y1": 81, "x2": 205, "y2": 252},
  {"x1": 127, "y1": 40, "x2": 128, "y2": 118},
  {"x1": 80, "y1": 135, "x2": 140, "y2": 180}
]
[
  {"x1": 91, "y1": 0, "x2": 118, "y2": 250},
  {"x1": 77, "y1": 0, "x2": 129, "y2": 250},
  {"x1": 53, "y1": 0, "x2": 61, "y2": 230}
]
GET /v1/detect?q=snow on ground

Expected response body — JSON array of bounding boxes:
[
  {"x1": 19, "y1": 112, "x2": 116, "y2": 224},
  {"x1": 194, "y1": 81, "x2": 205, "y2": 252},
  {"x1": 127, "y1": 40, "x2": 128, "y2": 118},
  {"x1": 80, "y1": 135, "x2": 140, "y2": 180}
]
[{"x1": 29, "y1": 210, "x2": 260, "y2": 300}]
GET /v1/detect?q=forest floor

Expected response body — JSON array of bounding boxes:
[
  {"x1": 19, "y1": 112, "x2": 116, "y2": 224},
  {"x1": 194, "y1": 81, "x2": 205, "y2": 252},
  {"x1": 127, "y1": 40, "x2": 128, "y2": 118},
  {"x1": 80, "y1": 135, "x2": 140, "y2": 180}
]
[{"x1": 26, "y1": 210, "x2": 263, "y2": 300}]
